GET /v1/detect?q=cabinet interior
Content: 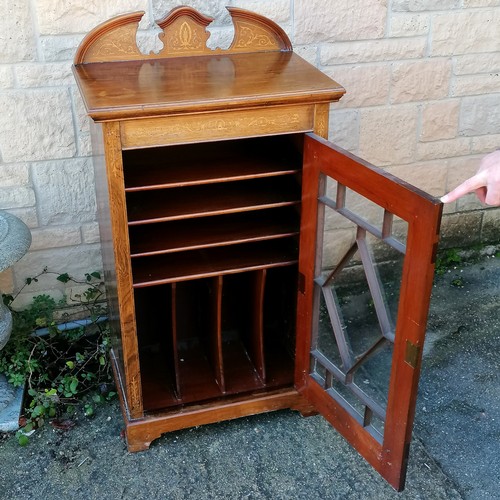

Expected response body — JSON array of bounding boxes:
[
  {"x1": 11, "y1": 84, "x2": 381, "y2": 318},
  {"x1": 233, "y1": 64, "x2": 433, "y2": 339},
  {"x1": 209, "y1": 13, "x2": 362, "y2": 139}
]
[{"x1": 123, "y1": 134, "x2": 303, "y2": 412}]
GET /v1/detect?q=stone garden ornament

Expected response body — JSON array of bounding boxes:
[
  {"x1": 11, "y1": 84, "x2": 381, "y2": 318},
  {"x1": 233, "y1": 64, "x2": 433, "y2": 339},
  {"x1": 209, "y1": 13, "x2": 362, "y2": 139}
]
[{"x1": 0, "y1": 210, "x2": 31, "y2": 350}]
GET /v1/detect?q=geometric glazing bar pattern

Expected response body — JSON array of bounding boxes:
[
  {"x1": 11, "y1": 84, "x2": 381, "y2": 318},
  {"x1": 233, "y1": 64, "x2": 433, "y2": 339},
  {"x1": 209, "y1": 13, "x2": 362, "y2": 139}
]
[
  {"x1": 319, "y1": 183, "x2": 406, "y2": 254},
  {"x1": 300, "y1": 133, "x2": 443, "y2": 491},
  {"x1": 311, "y1": 181, "x2": 408, "y2": 442}
]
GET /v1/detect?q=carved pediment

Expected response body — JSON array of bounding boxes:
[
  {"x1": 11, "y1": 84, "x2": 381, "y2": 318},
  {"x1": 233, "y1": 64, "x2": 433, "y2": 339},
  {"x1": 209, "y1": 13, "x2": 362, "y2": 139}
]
[{"x1": 74, "y1": 6, "x2": 292, "y2": 65}]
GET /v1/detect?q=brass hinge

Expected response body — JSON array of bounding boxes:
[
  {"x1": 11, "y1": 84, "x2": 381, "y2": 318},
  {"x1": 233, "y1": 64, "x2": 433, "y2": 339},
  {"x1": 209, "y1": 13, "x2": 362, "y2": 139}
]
[{"x1": 404, "y1": 340, "x2": 420, "y2": 369}]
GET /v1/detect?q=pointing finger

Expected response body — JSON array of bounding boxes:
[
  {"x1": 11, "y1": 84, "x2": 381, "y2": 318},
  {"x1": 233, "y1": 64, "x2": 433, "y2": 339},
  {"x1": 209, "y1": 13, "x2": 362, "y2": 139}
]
[{"x1": 441, "y1": 173, "x2": 486, "y2": 203}]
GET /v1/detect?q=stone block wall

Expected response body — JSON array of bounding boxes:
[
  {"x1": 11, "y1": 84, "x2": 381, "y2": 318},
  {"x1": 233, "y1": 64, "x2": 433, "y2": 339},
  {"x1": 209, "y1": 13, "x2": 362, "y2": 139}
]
[{"x1": 1, "y1": 0, "x2": 499, "y2": 305}]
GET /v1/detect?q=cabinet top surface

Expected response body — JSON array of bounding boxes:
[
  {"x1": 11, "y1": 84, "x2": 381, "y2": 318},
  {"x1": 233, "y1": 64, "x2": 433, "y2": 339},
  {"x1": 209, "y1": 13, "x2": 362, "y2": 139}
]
[{"x1": 73, "y1": 51, "x2": 345, "y2": 121}]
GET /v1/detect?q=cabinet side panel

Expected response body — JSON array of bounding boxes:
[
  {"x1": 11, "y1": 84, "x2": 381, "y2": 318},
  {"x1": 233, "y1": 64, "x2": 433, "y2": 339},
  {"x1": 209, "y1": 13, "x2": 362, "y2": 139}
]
[
  {"x1": 90, "y1": 121, "x2": 124, "y2": 378},
  {"x1": 100, "y1": 121, "x2": 144, "y2": 419}
]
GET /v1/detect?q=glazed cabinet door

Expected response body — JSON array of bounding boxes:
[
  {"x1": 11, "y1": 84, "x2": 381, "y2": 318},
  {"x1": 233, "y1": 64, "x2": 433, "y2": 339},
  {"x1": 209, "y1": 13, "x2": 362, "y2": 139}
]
[{"x1": 295, "y1": 133, "x2": 442, "y2": 491}]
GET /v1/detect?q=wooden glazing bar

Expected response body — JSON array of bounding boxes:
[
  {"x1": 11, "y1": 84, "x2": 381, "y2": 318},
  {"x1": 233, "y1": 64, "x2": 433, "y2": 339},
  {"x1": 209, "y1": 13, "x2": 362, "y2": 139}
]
[
  {"x1": 320, "y1": 196, "x2": 406, "y2": 254},
  {"x1": 355, "y1": 228, "x2": 393, "y2": 339}
]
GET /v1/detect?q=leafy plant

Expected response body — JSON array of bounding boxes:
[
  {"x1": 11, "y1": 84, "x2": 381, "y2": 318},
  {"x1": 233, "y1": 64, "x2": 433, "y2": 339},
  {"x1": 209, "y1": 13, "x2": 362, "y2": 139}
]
[
  {"x1": 0, "y1": 268, "x2": 115, "y2": 445},
  {"x1": 450, "y1": 276, "x2": 465, "y2": 288},
  {"x1": 435, "y1": 248, "x2": 462, "y2": 276}
]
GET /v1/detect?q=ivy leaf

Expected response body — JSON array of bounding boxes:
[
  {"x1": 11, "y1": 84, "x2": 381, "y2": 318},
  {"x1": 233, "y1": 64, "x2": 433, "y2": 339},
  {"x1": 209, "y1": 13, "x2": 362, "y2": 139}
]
[
  {"x1": 31, "y1": 405, "x2": 45, "y2": 417},
  {"x1": 56, "y1": 273, "x2": 71, "y2": 283},
  {"x1": 70, "y1": 378, "x2": 79, "y2": 394}
]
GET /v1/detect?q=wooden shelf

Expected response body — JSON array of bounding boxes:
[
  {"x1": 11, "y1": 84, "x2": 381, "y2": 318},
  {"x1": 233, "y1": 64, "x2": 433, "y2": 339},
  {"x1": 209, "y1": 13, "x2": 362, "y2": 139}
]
[
  {"x1": 123, "y1": 136, "x2": 302, "y2": 191},
  {"x1": 129, "y1": 208, "x2": 300, "y2": 257},
  {"x1": 126, "y1": 177, "x2": 300, "y2": 225},
  {"x1": 131, "y1": 239, "x2": 298, "y2": 287}
]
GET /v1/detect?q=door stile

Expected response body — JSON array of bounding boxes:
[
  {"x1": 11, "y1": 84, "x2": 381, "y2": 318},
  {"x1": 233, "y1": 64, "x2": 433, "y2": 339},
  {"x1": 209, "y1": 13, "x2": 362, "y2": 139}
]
[{"x1": 380, "y1": 209, "x2": 441, "y2": 487}]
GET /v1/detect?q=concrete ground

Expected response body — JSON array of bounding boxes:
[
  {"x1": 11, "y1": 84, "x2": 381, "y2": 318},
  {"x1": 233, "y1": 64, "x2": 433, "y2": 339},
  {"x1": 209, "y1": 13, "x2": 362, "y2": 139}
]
[{"x1": 0, "y1": 253, "x2": 499, "y2": 499}]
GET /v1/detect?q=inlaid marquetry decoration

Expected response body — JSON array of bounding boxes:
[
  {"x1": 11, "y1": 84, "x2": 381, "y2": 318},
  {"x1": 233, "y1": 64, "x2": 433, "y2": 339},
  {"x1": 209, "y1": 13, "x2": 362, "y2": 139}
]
[
  {"x1": 313, "y1": 104, "x2": 330, "y2": 139},
  {"x1": 120, "y1": 106, "x2": 313, "y2": 149},
  {"x1": 227, "y1": 8, "x2": 292, "y2": 53},
  {"x1": 74, "y1": 6, "x2": 292, "y2": 65}
]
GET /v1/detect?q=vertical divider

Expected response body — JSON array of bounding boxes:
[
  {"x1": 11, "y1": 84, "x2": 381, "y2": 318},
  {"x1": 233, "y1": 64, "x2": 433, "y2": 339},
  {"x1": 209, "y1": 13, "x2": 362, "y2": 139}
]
[
  {"x1": 170, "y1": 282, "x2": 182, "y2": 399},
  {"x1": 209, "y1": 276, "x2": 225, "y2": 393},
  {"x1": 249, "y1": 269, "x2": 267, "y2": 383}
]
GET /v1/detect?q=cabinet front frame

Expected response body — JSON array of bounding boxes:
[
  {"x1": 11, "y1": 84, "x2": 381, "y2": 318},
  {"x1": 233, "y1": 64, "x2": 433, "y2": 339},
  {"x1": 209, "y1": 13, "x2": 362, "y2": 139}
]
[{"x1": 102, "y1": 102, "x2": 331, "y2": 423}]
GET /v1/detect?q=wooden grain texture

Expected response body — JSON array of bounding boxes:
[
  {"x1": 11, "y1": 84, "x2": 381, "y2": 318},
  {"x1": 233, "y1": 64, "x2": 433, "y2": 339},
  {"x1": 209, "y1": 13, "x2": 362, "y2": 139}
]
[
  {"x1": 131, "y1": 239, "x2": 299, "y2": 287},
  {"x1": 123, "y1": 386, "x2": 305, "y2": 452},
  {"x1": 249, "y1": 270, "x2": 267, "y2": 381},
  {"x1": 73, "y1": 51, "x2": 343, "y2": 122},
  {"x1": 128, "y1": 209, "x2": 300, "y2": 257},
  {"x1": 313, "y1": 103, "x2": 330, "y2": 139},
  {"x1": 122, "y1": 135, "x2": 301, "y2": 190},
  {"x1": 74, "y1": 6, "x2": 292, "y2": 65},
  {"x1": 102, "y1": 121, "x2": 143, "y2": 419},
  {"x1": 227, "y1": 7, "x2": 292, "y2": 52},
  {"x1": 210, "y1": 276, "x2": 225, "y2": 392},
  {"x1": 121, "y1": 104, "x2": 316, "y2": 148},
  {"x1": 296, "y1": 133, "x2": 442, "y2": 491},
  {"x1": 90, "y1": 121, "x2": 125, "y2": 379},
  {"x1": 76, "y1": 4, "x2": 349, "y2": 470},
  {"x1": 126, "y1": 176, "x2": 300, "y2": 225}
]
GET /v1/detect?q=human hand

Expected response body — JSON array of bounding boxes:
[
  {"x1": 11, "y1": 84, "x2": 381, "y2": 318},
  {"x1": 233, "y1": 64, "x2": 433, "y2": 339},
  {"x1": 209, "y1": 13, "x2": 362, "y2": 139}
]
[{"x1": 441, "y1": 150, "x2": 500, "y2": 206}]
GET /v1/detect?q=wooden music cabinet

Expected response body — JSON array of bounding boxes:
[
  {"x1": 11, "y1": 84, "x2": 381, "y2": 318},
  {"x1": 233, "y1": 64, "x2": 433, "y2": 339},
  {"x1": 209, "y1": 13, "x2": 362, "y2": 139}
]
[{"x1": 73, "y1": 7, "x2": 442, "y2": 491}]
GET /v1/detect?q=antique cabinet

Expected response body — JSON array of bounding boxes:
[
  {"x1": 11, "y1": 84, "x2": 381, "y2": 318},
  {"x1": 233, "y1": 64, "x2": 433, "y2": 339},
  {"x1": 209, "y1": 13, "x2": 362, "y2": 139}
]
[{"x1": 73, "y1": 7, "x2": 442, "y2": 491}]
